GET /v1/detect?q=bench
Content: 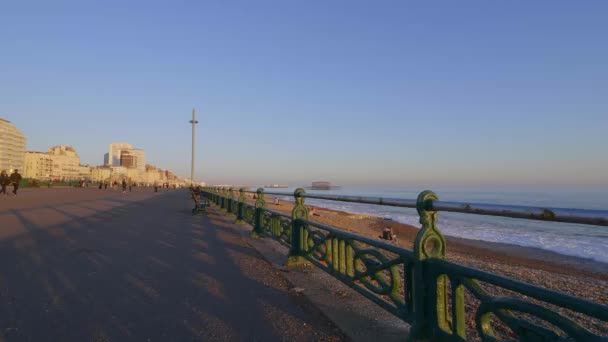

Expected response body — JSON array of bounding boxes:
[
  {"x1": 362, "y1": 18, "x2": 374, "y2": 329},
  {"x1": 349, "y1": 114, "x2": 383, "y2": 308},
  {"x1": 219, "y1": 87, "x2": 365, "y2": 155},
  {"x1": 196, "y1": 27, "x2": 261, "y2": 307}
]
[{"x1": 191, "y1": 192, "x2": 210, "y2": 214}]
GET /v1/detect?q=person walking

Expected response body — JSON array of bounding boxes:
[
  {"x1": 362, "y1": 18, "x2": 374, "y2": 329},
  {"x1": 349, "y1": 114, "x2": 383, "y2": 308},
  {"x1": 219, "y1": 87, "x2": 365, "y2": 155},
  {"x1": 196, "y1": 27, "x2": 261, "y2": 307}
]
[
  {"x1": 9, "y1": 169, "x2": 22, "y2": 196},
  {"x1": 122, "y1": 179, "x2": 127, "y2": 193},
  {"x1": 0, "y1": 170, "x2": 8, "y2": 195}
]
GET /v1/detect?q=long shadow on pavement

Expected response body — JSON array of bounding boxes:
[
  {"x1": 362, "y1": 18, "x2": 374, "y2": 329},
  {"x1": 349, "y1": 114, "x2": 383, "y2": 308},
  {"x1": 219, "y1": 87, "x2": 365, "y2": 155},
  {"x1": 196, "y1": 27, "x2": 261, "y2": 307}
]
[{"x1": 0, "y1": 190, "x2": 344, "y2": 341}]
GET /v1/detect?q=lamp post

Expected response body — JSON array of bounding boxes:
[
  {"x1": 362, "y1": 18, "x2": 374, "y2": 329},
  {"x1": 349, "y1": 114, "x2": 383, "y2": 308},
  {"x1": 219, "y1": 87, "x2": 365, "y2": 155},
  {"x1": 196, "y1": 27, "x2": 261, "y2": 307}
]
[{"x1": 189, "y1": 108, "x2": 198, "y2": 186}]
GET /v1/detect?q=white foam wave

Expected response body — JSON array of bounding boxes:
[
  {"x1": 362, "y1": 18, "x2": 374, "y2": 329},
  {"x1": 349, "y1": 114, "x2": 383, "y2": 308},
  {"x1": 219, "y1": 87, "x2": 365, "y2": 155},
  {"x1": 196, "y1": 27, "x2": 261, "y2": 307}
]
[{"x1": 282, "y1": 196, "x2": 608, "y2": 264}]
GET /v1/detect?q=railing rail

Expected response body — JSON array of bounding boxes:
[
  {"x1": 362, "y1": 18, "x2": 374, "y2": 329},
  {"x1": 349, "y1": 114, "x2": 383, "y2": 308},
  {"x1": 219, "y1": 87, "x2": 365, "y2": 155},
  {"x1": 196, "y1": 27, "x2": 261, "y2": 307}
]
[
  {"x1": 237, "y1": 189, "x2": 608, "y2": 226},
  {"x1": 197, "y1": 186, "x2": 608, "y2": 341}
]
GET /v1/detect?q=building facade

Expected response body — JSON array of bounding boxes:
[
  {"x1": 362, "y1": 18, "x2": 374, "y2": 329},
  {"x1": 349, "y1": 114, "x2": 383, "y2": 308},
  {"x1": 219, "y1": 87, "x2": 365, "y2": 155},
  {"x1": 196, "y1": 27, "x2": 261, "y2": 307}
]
[
  {"x1": 107, "y1": 143, "x2": 133, "y2": 166},
  {"x1": 127, "y1": 148, "x2": 146, "y2": 176},
  {"x1": 48, "y1": 145, "x2": 82, "y2": 180},
  {"x1": 0, "y1": 118, "x2": 26, "y2": 173},
  {"x1": 91, "y1": 166, "x2": 112, "y2": 182},
  {"x1": 23, "y1": 151, "x2": 53, "y2": 179},
  {"x1": 24, "y1": 145, "x2": 91, "y2": 180},
  {"x1": 120, "y1": 151, "x2": 137, "y2": 168}
]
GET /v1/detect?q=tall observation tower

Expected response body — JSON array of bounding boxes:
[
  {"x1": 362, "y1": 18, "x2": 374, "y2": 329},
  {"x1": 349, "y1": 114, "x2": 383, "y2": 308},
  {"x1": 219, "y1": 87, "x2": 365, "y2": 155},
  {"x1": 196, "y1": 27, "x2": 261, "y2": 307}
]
[{"x1": 189, "y1": 108, "x2": 198, "y2": 186}]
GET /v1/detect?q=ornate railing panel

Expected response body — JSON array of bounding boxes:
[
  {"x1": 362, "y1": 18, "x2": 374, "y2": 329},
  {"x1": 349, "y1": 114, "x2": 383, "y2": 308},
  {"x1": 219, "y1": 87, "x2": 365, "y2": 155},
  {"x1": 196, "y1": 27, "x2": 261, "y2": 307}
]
[
  {"x1": 301, "y1": 219, "x2": 413, "y2": 320},
  {"x1": 424, "y1": 258, "x2": 608, "y2": 340},
  {"x1": 199, "y1": 186, "x2": 608, "y2": 341}
]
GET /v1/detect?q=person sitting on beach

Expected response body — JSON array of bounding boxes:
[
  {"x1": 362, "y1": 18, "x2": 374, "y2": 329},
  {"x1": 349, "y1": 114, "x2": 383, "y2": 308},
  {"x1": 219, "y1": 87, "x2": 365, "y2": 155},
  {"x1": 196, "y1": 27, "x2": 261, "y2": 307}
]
[
  {"x1": 274, "y1": 197, "x2": 280, "y2": 205},
  {"x1": 380, "y1": 226, "x2": 397, "y2": 243}
]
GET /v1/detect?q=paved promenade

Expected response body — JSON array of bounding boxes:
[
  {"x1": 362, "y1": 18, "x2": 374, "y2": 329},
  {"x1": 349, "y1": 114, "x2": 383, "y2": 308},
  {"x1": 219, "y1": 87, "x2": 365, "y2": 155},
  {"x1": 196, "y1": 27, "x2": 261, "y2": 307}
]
[{"x1": 0, "y1": 188, "x2": 343, "y2": 341}]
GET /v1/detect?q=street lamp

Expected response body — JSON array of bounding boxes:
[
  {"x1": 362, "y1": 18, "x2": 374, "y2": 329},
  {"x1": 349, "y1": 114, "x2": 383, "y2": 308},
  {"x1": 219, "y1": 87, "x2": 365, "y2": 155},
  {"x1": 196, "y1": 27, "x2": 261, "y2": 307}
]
[{"x1": 189, "y1": 108, "x2": 198, "y2": 186}]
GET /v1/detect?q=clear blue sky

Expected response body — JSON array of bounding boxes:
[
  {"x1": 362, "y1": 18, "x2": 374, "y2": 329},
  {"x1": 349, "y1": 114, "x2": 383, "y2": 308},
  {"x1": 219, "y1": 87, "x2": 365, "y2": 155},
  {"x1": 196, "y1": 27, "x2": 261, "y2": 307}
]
[{"x1": 2, "y1": 1, "x2": 607, "y2": 187}]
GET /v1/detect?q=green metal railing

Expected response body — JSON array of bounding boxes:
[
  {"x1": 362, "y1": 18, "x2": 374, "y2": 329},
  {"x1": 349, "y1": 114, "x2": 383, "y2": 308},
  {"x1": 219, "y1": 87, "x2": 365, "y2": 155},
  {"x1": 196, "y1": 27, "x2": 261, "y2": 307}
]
[{"x1": 200, "y1": 187, "x2": 608, "y2": 341}]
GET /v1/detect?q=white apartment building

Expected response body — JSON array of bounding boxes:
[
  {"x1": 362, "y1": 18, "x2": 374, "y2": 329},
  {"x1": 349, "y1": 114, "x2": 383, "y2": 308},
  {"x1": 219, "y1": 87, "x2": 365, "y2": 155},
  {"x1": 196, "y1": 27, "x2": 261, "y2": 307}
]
[{"x1": 0, "y1": 118, "x2": 26, "y2": 173}]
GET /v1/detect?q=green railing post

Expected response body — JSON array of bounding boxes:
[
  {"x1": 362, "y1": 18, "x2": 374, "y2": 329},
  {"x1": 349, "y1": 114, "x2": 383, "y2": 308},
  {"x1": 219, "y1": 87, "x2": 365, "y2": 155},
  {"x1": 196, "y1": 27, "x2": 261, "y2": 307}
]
[
  {"x1": 228, "y1": 188, "x2": 235, "y2": 214},
  {"x1": 220, "y1": 188, "x2": 227, "y2": 211},
  {"x1": 231, "y1": 188, "x2": 238, "y2": 214},
  {"x1": 409, "y1": 190, "x2": 451, "y2": 341},
  {"x1": 218, "y1": 188, "x2": 222, "y2": 208},
  {"x1": 287, "y1": 188, "x2": 311, "y2": 266},
  {"x1": 252, "y1": 188, "x2": 266, "y2": 238},
  {"x1": 236, "y1": 188, "x2": 246, "y2": 223}
]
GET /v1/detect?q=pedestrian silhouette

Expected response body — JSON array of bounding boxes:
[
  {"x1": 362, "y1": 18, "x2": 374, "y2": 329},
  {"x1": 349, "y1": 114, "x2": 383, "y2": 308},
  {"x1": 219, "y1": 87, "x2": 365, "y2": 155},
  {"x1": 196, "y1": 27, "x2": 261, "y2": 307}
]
[
  {"x1": 9, "y1": 169, "x2": 22, "y2": 195},
  {"x1": 0, "y1": 170, "x2": 8, "y2": 195}
]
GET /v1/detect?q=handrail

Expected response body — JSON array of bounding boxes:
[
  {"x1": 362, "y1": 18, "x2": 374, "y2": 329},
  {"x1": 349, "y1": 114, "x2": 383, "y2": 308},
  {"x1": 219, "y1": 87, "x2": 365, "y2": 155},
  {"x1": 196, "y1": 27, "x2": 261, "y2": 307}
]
[{"x1": 226, "y1": 188, "x2": 608, "y2": 226}]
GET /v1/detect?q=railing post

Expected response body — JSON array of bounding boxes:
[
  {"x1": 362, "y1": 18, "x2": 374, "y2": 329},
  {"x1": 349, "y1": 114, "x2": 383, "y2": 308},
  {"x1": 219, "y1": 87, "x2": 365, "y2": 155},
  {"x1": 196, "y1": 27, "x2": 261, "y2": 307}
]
[
  {"x1": 221, "y1": 188, "x2": 227, "y2": 211},
  {"x1": 231, "y1": 188, "x2": 237, "y2": 214},
  {"x1": 236, "y1": 188, "x2": 246, "y2": 223},
  {"x1": 252, "y1": 188, "x2": 266, "y2": 238},
  {"x1": 287, "y1": 188, "x2": 311, "y2": 266},
  {"x1": 228, "y1": 188, "x2": 235, "y2": 214},
  {"x1": 217, "y1": 188, "x2": 221, "y2": 207},
  {"x1": 409, "y1": 190, "x2": 450, "y2": 341}
]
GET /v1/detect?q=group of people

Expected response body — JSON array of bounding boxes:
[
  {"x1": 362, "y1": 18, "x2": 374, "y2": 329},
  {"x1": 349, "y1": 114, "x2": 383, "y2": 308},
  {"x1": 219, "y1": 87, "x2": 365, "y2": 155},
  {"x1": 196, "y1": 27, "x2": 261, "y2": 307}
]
[
  {"x1": 92, "y1": 180, "x2": 179, "y2": 193},
  {"x1": 0, "y1": 169, "x2": 22, "y2": 196},
  {"x1": 0, "y1": 170, "x2": 185, "y2": 196}
]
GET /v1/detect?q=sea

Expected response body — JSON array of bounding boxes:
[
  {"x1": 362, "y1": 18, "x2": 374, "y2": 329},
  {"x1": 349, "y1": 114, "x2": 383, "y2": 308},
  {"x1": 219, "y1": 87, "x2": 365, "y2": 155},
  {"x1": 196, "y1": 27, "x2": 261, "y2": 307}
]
[{"x1": 262, "y1": 186, "x2": 608, "y2": 264}]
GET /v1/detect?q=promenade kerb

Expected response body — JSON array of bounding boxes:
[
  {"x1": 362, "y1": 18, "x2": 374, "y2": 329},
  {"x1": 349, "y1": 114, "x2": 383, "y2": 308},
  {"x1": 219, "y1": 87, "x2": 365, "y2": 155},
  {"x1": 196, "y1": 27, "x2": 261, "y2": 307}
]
[{"x1": 202, "y1": 186, "x2": 608, "y2": 341}]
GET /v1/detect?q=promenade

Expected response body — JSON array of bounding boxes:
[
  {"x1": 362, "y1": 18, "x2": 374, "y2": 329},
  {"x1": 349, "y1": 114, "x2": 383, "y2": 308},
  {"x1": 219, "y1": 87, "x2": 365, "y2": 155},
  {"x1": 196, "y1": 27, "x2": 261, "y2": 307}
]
[{"x1": 0, "y1": 188, "x2": 343, "y2": 341}]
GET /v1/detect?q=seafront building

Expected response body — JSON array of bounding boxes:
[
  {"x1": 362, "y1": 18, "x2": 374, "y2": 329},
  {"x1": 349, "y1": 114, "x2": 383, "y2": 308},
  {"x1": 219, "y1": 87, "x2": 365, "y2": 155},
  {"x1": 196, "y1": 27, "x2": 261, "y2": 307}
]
[
  {"x1": 23, "y1": 145, "x2": 91, "y2": 181},
  {"x1": 104, "y1": 142, "x2": 147, "y2": 182},
  {"x1": 23, "y1": 151, "x2": 53, "y2": 179},
  {"x1": 88, "y1": 163, "x2": 186, "y2": 186},
  {"x1": 106, "y1": 142, "x2": 134, "y2": 166},
  {"x1": 91, "y1": 166, "x2": 112, "y2": 182},
  {"x1": 128, "y1": 148, "x2": 146, "y2": 176},
  {"x1": 0, "y1": 117, "x2": 26, "y2": 173},
  {"x1": 20, "y1": 139, "x2": 187, "y2": 185}
]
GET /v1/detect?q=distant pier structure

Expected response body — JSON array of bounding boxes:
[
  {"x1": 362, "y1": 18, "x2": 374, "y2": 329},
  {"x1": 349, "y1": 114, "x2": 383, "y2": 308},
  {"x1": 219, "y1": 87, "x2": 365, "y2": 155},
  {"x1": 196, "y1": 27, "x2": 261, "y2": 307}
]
[{"x1": 310, "y1": 181, "x2": 340, "y2": 190}]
